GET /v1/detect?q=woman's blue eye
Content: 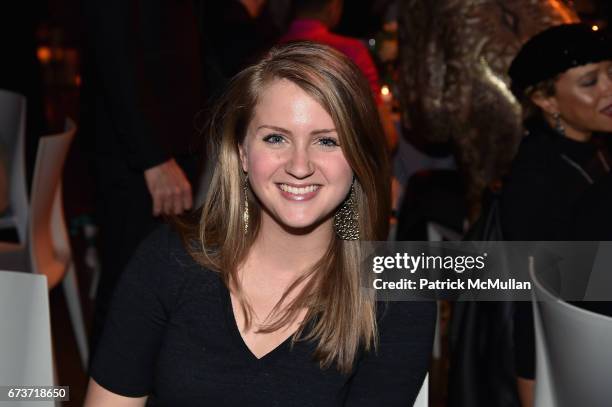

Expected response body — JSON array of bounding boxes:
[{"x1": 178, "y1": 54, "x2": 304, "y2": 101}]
[
  {"x1": 318, "y1": 137, "x2": 339, "y2": 147},
  {"x1": 263, "y1": 134, "x2": 285, "y2": 144}
]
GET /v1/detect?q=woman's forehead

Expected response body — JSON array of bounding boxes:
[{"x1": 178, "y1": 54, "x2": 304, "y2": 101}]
[
  {"x1": 250, "y1": 79, "x2": 335, "y2": 128},
  {"x1": 562, "y1": 60, "x2": 612, "y2": 79}
]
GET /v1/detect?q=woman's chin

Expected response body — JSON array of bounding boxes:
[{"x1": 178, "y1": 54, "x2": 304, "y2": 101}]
[
  {"x1": 260, "y1": 206, "x2": 335, "y2": 236},
  {"x1": 276, "y1": 215, "x2": 332, "y2": 236},
  {"x1": 281, "y1": 220, "x2": 323, "y2": 235}
]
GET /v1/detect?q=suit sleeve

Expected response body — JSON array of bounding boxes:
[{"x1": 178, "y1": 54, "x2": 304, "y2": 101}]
[{"x1": 84, "y1": 0, "x2": 170, "y2": 171}]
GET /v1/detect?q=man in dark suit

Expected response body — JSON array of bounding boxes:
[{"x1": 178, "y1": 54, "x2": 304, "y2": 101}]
[
  {"x1": 82, "y1": 0, "x2": 202, "y2": 354},
  {"x1": 197, "y1": 0, "x2": 279, "y2": 104}
]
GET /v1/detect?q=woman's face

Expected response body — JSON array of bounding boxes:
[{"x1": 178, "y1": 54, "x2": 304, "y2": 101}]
[
  {"x1": 552, "y1": 60, "x2": 612, "y2": 138},
  {"x1": 239, "y1": 79, "x2": 353, "y2": 233}
]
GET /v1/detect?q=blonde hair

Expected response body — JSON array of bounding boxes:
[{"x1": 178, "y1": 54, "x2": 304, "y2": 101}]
[{"x1": 179, "y1": 42, "x2": 390, "y2": 373}]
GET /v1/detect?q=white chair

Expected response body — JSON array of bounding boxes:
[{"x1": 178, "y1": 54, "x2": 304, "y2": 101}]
[
  {"x1": 426, "y1": 221, "x2": 463, "y2": 242},
  {"x1": 413, "y1": 373, "x2": 429, "y2": 407},
  {"x1": 0, "y1": 119, "x2": 89, "y2": 370},
  {"x1": 426, "y1": 221, "x2": 463, "y2": 360},
  {"x1": 0, "y1": 271, "x2": 54, "y2": 407},
  {"x1": 0, "y1": 89, "x2": 28, "y2": 243},
  {"x1": 29, "y1": 119, "x2": 88, "y2": 370},
  {"x1": 530, "y1": 257, "x2": 612, "y2": 407}
]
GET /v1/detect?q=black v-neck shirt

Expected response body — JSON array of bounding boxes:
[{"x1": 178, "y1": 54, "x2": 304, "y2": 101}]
[{"x1": 90, "y1": 225, "x2": 435, "y2": 406}]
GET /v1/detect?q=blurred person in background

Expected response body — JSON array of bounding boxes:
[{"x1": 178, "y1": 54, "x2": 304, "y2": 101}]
[
  {"x1": 197, "y1": 0, "x2": 282, "y2": 106},
  {"x1": 281, "y1": 0, "x2": 398, "y2": 152},
  {"x1": 82, "y1": 0, "x2": 203, "y2": 355},
  {"x1": 503, "y1": 23, "x2": 612, "y2": 407}
]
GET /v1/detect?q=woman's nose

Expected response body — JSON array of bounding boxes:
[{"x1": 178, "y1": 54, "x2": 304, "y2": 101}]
[{"x1": 285, "y1": 146, "x2": 315, "y2": 179}]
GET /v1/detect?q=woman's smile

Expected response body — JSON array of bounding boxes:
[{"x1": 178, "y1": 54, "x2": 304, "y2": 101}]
[{"x1": 277, "y1": 183, "x2": 321, "y2": 201}]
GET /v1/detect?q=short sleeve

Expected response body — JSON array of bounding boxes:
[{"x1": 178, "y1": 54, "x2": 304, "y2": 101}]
[
  {"x1": 344, "y1": 301, "x2": 436, "y2": 406},
  {"x1": 89, "y1": 226, "x2": 178, "y2": 397}
]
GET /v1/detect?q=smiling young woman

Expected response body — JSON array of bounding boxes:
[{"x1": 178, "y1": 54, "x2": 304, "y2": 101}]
[{"x1": 84, "y1": 42, "x2": 435, "y2": 407}]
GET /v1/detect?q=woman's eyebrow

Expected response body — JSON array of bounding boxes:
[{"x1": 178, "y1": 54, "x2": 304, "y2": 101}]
[
  {"x1": 577, "y1": 68, "x2": 599, "y2": 80},
  {"x1": 255, "y1": 125, "x2": 337, "y2": 135},
  {"x1": 256, "y1": 125, "x2": 291, "y2": 133},
  {"x1": 311, "y1": 128, "x2": 337, "y2": 135}
]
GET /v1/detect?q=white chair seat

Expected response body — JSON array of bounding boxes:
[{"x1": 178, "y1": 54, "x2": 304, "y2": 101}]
[{"x1": 0, "y1": 271, "x2": 54, "y2": 407}]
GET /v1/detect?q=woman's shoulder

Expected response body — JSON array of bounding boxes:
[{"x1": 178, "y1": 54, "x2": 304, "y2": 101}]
[
  {"x1": 129, "y1": 224, "x2": 219, "y2": 287},
  {"x1": 503, "y1": 125, "x2": 564, "y2": 196},
  {"x1": 511, "y1": 127, "x2": 559, "y2": 172}
]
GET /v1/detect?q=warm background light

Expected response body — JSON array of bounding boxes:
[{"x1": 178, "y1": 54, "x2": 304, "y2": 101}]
[
  {"x1": 37, "y1": 46, "x2": 52, "y2": 64},
  {"x1": 380, "y1": 85, "x2": 392, "y2": 103}
]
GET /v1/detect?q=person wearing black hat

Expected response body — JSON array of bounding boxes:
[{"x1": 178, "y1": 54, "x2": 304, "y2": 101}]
[{"x1": 502, "y1": 23, "x2": 612, "y2": 407}]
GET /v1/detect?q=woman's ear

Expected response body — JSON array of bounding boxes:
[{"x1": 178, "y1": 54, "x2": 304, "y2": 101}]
[
  {"x1": 238, "y1": 143, "x2": 248, "y2": 173},
  {"x1": 530, "y1": 90, "x2": 559, "y2": 116}
]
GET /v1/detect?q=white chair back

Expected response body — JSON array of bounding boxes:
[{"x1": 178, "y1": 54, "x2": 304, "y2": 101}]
[
  {"x1": 29, "y1": 119, "x2": 75, "y2": 289},
  {"x1": 530, "y1": 258, "x2": 612, "y2": 407},
  {"x1": 0, "y1": 89, "x2": 28, "y2": 242},
  {"x1": 28, "y1": 119, "x2": 89, "y2": 369},
  {"x1": 426, "y1": 222, "x2": 463, "y2": 242},
  {"x1": 0, "y1": 271, "x2": 54, "y2": 405},
  {"x1": 413, "y1": 373, "x2": 429, "y2": 407}
]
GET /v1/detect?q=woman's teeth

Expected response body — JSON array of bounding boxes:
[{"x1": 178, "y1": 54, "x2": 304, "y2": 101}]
[{"x1": 279, "y1": 184, "x2": 319, "y2": 194}]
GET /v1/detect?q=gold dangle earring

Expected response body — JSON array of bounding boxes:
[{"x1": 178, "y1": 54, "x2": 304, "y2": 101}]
[
  {"x1": 333, "y1": 182, "x2": 360, "y2": 240},
  {"x1": 243, "y1": 175, "x2": 249, "y2": 235}
]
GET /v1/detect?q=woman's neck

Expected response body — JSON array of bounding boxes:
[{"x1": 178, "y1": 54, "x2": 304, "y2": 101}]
[
  {"x1": 563, "y1": 125, "x2": 592, "y2": 142},
  {"x1": 544, "y1": 115, "x2": 592, "y2": 142},
  {"x1": 246, "y1": 214, "x2": 333, "y2": 279}
]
